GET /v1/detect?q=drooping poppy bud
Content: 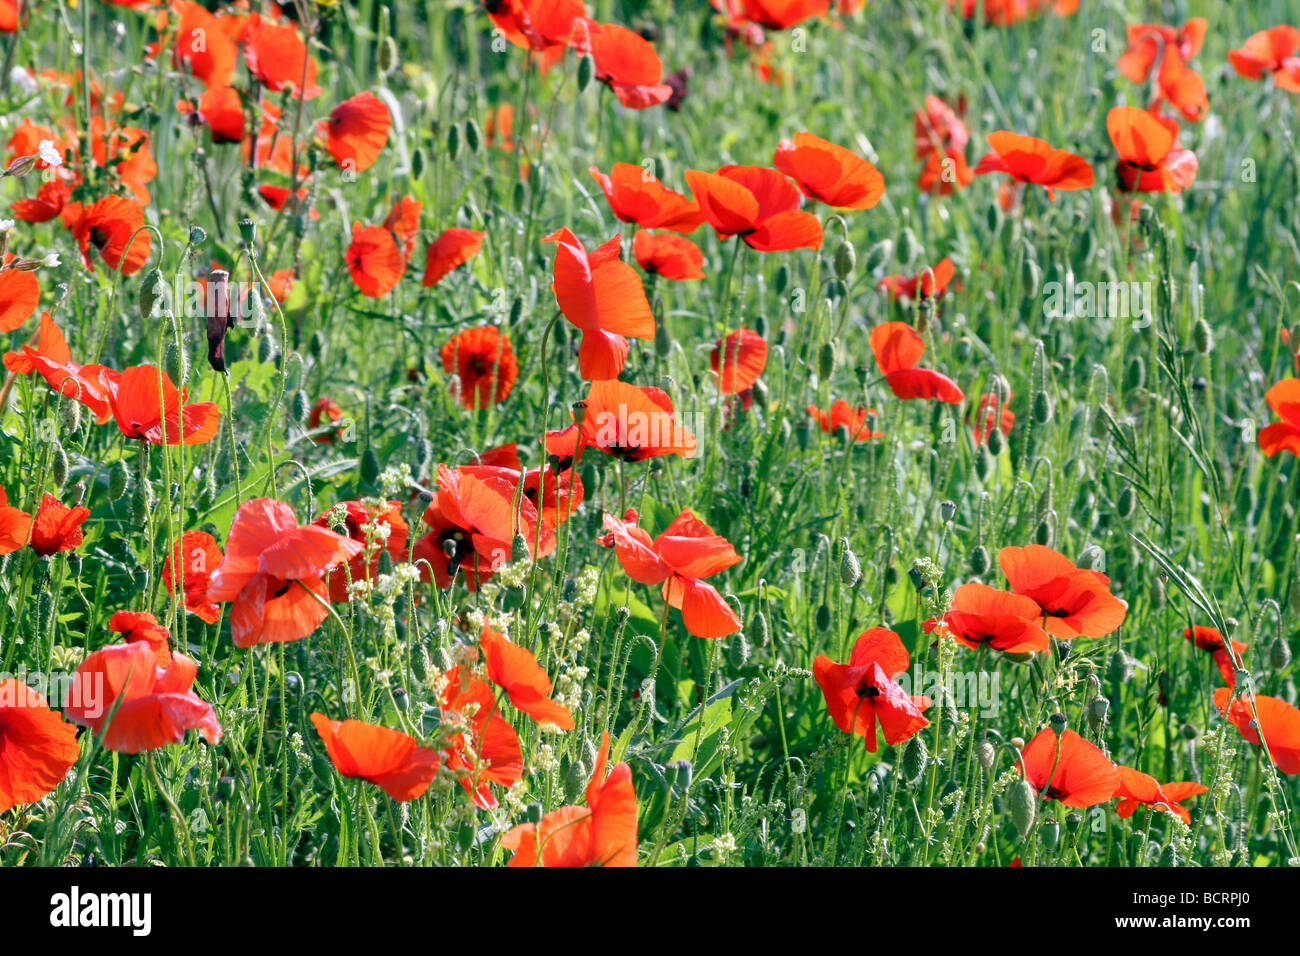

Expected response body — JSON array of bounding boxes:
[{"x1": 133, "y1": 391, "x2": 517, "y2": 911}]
[{"x1": 205, "y1": 269, "x2": 235, "y2": 372}]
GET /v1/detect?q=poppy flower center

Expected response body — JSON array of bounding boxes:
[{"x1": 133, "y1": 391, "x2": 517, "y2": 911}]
[
  {"x1": 855, "y1": 682, "x2": 881, "y2": 700},
  {"x1": 89, "y1": 225, "x2": 111, "y2": 248}
]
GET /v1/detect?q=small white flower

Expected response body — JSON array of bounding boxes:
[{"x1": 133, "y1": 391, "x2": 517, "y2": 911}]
[
  {"x1": 42, "y1": 253, "x2": 60, "y2": 268},
  {"x1": 0, "y1": 219, "x2": 13, "y2": 233},
  {"x1": 38, "y1": 140, "x2": 63, "y2": 168}
]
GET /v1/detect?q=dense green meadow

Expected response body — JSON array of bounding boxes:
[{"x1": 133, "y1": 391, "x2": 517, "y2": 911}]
[{"x1": 1, "y1": 0, "x2": 1299, "y2": 868}]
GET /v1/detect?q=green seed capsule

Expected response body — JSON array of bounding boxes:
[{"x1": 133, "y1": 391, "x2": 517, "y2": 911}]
[
  {"x1": 378, "y1": 35, "x2": 399, "y2": 74},
  {"x1": 1035, "y1": 513, "x2": 1054, "y2": 547},
  {"x1": 773, "y1": 264, "x2": 789, "y2": 295},
  {"x1": 1087, "y1": 696, "x2": 1110, "y2": 732},
  {"x1": 1117, "y1": 485, "x2": 1136, "y2": 519},
  {"x1": 986, "y1": 426, "x2": 1006, "y2": 457},
  {"x1": 968, "y1": 545, "x2": 990, "y2": 576},
  {"x1": 60, "y1": 399, "x2": 81, "y2": 434},
  {"x1": 1008, "y1": 780, "x2": 1037, "y2": 837},
  {"x1": 131, "y1": 479, "x2": 155, "y2": 522},
  {"x1": 839, "y1": 540, "x2": 861, "y2": 587},
  {"x1": 511, "y1": 533, "x2": 528, "y2": 562},
  {"x1": 563, "y1": 757, "x2": 589, "y2": 803},
  {"x1": 1125, "y1": 355, "x2": 1146, "y2": 391}
]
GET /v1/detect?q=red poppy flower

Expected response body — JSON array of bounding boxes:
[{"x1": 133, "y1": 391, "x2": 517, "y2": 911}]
[
  {"x1": 311, "y1": 500, "x2": 410, "y2": 603},
  {"x1": 926, "y1": 582, "x2": 1051, "y2": 654},
  {"x1": 970, "y1": 391, "x2": 1015, "y2": 445},
  {"x1": 1258, "y1": 378, "x2": 1300, "y2": 457},
  {"x1": 69, "y1": 195, "x2": 152, "y2": 275},
  {"x1": 0, "y1": 487, "x2": 31, "y2": 554},
  {"x1": 385, "y1": 195, "x2": 422, "y2": 260},
  {"x1": 599, "y1": 507, "x2": 742, "y2": 638},
  {"x1": 869, "y1": 321, "x2": 964, "y2": 404},
  {"x1": 914, "y1": 95, "x2": 969, "y2": 158},
  {"x1": 812, "y1": 627, "x2": 929, "y2": 752},
  {"x1": 310, "y1": 713, "x2": 440, "y2": 801},
  {"x1": 542, "y1": 227, "x2": 655, "y2": 380},
  {"x1": 1214, "y1": 687, "x2": 1300, "y2": 775},
  {"x1": 1113, "y1": 765, "x2": 1206, "y2": 824},
  {"x1": 107, "y1": 364, "x2": 220, "y2": 446},
  {"x1": 632, "y1": 230, "x2": 705, "y2": 281},
  {"x1": 998, "y1": 544, "x2": 1128, "y2": 639},
  {"x1": 917, "y1": 146, "x2": 974, "y2": 195},
  {"x1": 577, "y1": 378, "x2": 697, "y2": 461},
  {"x1": 324, "y1": 91, "x2": 391, "y2": 174},
  {"x1": 1228, "y1": 26, "x2": 1300, "y2": 93},
  {"x1": 1118, "y1": 20, "x2": 1206, "y2": 84},
  {"x1": 170, "y1": 1, "x2": 238, "y2": 88},
  {"x1": 0, "y1": 679, "x2": 80, "y2": 814},
  {"x1": 736, "y1": 0, "x2": 830, "y2": 30},
  {"x1": 422, "y1": 227, "x2": 485, "y2": 286},
  {"x1": 346, "y1": 222, "x2": 404, "y2": 298},
  {"x1": 685, "y1": 164, "x2": 823, "y2": 252},
  {"x1": 1153, "y1": 46, "x2": 1208, "y2": 121},
  {"x1": 577, "y1": 20, "x2": 672, "y2": 109},
  {"x1": 0, "y1": 0, "x2": 20, "y2": 33},
  {"x1": 440, "y1": 326, "x2": 517, "y2": 410},
  {"x1": 772, "y1": 132, "x2": 885, "y2": 210},
  {"x1": 162, "y1": 530, "x2": 224, "y2": 624},
  {"x1": 1107, "y1": 106, "x2": 1197, "y2": 194},
  {"x1": 589, "y1": 164, "x2": 704, "y2": 232},
  {"x1": 3, "y1": 312, "x2": 120, "y2": 424},
  {"x1": 412, "y1": 464, "x2": 553, "y2": 591},
  {"x1": 485, "y1": 0, "x2": 586, "y2": 52},
  {"x1": 439, "y1": 665, "x2": 524, "y2": 808},
  {"x1": 177, "y1": 85, "x2": 245, "y2": 143},
  {"x1": 29, "y1": 493, "x2": 89, "y2": 557},
  {"x1": 806, "y1": 399, "x2": 883, "y2": 442},
  {"x1": 480, "y1": 626, "x2": 575, "y2": 730},
  {"x1": 974, "y1": 131, "x2": 1094, "y2": 198},
  {"x1": 1019, "y1": 727, "x2": 1119, "y2": 807},
  {"x1": 257, "y1": 183, "x2": 314, "y2": 215},
  {"x1": 109, "y1": 610, "x2": 173, "y2": 668},
  {"x1": 459, "y1": 458, "x2": 584, "y2": 530},
  {"x1": 0, "y1": 266, "x2": 38, "y2": 333},
  {"x1": 1184, "y1": 626, "x2": 1247, "y2": 688},
  {"x1": 308, "y1": 396, "x2": 345, "y2": 443},
  {"x1": 242, "y1": 13, "x2": 320, "y2": 98},
  {"x1": 711, "y1": 328, "x2": 767, "y2": 394},
  {"x1": 12, "y1": 178, "x2": 72, "y2": 223},
  {"x1": 63, "y1": 643, "x2": 222, "y2": 754},
  {"x1": 500, "y1": 730, "x2": 637, "y2": 866},
  {"x1": 207, "y1": 498, "x2": 364, "y2": 648},
  {"x1": 878, "y1": 257, "x2": 956, "y2": 301}
]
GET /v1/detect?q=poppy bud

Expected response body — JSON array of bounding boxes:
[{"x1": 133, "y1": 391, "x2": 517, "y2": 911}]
[
  {"x1": 1270, "y1": 638, "x2": 1292, "y2": 671},
  {"x1": 445, "y1": 122, "x2": 460, "y2": 159},
  {"x1": 238, "y1": 217, "x2": 257, "y2": 244},
  {"x1": 411, "y1": 147, "x2": 426, "y2": 180},
  {"x1": 986, "y1": 425, "x2": 1005, "y2": 457},
  {"x1": 898, "y1": 227, "x2": 920, "y2": 267},
  {"x1": 291, "y1": 389, "x2": 310, "y2": 421},
  {"x1": 1158, "y1": 843, "x2": 1179, "y2": 867},
  {"x1": 1151, "y1": 573, "x2": 1166, "y2": 609},
  {"x1": 511, "y1": 533, "x2": 529, "y2": 563},
  {"x1": 1075, "y1": 544, "x2": 1103, "y2": 571},
  {"x1": 1193, "y1": 318, "x2": 1212, "y2": 355},
  {"x1": 1008, "y1": 779, "x2": 1036, "y2": 837},
  {"x1": 1116, "y1": 485, "x2": 1136, "y2": 519},
  {"x1": 378, "y1": 35, "x2": 399, "y2": 74},
  {"x1": 1032, "y1": 390, "x2": 1053, "y2": 425},
  {"x1": 1106, "y1": 649, "x2": 1135, "y2": 685},
  {"x1": 751, "y1": 378, "x2": 770, "y2": 410},
  {"x1": 900, "y1": 734, "x2": 927, "y2": 785},
  {"x1": 1180, "y1": 723, "x2": 1198, "y2": 741},
  {"x1": 1234, "y1": 481, "x2": 1256, "y2": 524},
  {"x1": 817, "y1": 342, "x2": 836, "y2": 380},
  {"x1": 773, "y1": 264, "x2": 789, "y2": 295},
  {"x1": 257, "y1": 332, "x2": 276, "y2": 364},
  {"x1": 511, "y1": 180, "x2": 526, "y2": 210},
  {"x1": 360, "y1": 446, "x2": 381, "y2": 487},
  {"x1": 1022, "y1": 258, "x2": 1041, "y2": 299},
  {"x1": 139, "y1": 267, "x2": 168, "y2": 321},
  {"x1": 464, "y1": 118, "x2": 481, "y2": 154},
  {"x1": 131, "y1": 478, "x2": 154, "y2": 523},
  {"x1": 794, "y1": 417, "x2": 811, "y2": 450},
  {"x1": 666, "y1": 759, "x2": 692, "y2": 796},
  {"x1": 815, "y1": 603, "x2": 832, "y2": 633},
  {"x1": 752, "y1": 608, "x2": 770, "y2": 648},
  {"x1": 109, "y1": 459, "x2": 129, "y2": 500},
  {"x1": 1087, "y1": 696, "x2": 1109, "y2": 732},
  {"x1": 969, "y1": 544, "x2": 990, "y2": 576},
  {"x1": 164, "y1": 339, "x2": 188, "y2": 384},
  {"x1": 976, "y1": 740, "x2": 995, "y2": 769},
  {"x1": 864, "y1": 238, "x2": 892, "y2": 272},
  {"x1": 1034, "y1": 514, "x2": 1054, "y2": 548},
  {"x1": 562, "y1": 757, "x2": 589, "y2": 802},
  {"x1": 839, "y1": 540, "x2": 861, "y2": 588},
  {"x1": 60, "y1": 399, "x2": 81, "y2": 434},
  {"x1": 50, "y1": 443, "x2": 68, "y2": 489},
  {"x1": 577, "y1": 53, "x2": 595, "y2": 92},
  {"x1": 727, "y1": 633, "x2": 750, "y2": 669},
  {"x1": 833, "y1": 240, "x2": 856, "y2": 280},
  {"x1": 1124, "y1": 355, "x2": 1145, "y2": 391},
  {"x1": 654, "y1": 322, "x2": 673, "y2": 357}
]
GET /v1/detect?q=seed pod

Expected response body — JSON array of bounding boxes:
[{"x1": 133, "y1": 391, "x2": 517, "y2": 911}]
[
  {"x1": 939, "y1": 499, "x2": 957, "y2": 523},
  {"x1": 1008, "y1": 779, "x2": 1037, "y2": 837},
  {"x1": 378, "y1": 35, "x2": 399, "y2": 74},
  {"x1": 1087, "y1": 696, "x2": 1110, "y2": 732},
  {"x1": 969, "y1": 544, "x2": 990, "y2": 575},
  {"x1": 986, "y1": 425, "x2": 1006, "y2": 457},
  {"x1": 1048, "y1": 712, "x2": 1068, "y2": 735},
  {"x1": 109, "y1": 459, "x2": 130, "y2": 500},
  {"x1": 1158, "y1": 843, "x2": 1179, "y2": 867},
  {"x1": 1107, "y1": 649, "x2": 1135, "y2": 685},
  {"x1": 1150, "y1": 574, "x2": 1167, "y2": 609},
  {"x1": 60, "y1": 399, "x2": 81, "y2": 434},
  {"x1": 839, "y1": 540, "x2": 861, "y2": 588},
  {"x1": 1040, "y1": 818, "x2": 1060, "y2": 850},
  {"x1": 139, "y1": 267, "x2": 168, "y2": 320},
  {"x1": 1034, "y1": 513, "x2": 1054, "y2": 547},
  {"x1": 308, "y1": 329, "x2": 327, "y2": 361},
  {"x1": 900, "y1": 735, "x2": 927, "y2": 785},
  {"x1": 291, "y1": 389, "x2": 310, "y2": 422},
  {"x1": 563, "y1": 757, "x2": 589, "y2": 803},
  {"x1": 1193, "y1": 318, "x2": 1213, "y2": 355},
  {"x1": 1022, "y1": 258, "x2": 1041, "y2": 299},
  {"x1": 511, "y1": 533, "x2": 529, "y2": 562}
]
